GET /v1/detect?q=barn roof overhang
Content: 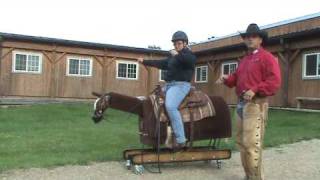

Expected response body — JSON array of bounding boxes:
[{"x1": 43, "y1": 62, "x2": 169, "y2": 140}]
[
  {"x1": 194, "y1": 27, "x2": 320, "y2": 56},
  {"x1": 0, "y1": 32, "x2": 170, "y2": 55}
]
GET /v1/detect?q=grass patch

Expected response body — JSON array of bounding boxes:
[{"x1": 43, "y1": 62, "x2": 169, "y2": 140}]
[
  {"x1": 198, "y1": 108, "x2": 320, "y2": 150},
  {"x1": 0, "y1": 104, "x2": 319, "y2": 171}
]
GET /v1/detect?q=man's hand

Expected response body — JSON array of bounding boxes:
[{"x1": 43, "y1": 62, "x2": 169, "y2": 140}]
[
  {"x1": 216, "y1": 75, "x2": 229, "y2": 84},
  {"x1": 170, "y1": 50, "x2": 178, "y2": 56},
  {"x1": 243, "y1": 90, "x2": 255, "y2": 101},
  {"x1": 137, "y1": 57, "x2": 144, "y2": 63}
]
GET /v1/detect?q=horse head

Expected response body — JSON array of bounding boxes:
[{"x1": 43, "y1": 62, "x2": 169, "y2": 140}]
[{"x1": 92, "y1": 92, "x2": 111, "y2": 123}]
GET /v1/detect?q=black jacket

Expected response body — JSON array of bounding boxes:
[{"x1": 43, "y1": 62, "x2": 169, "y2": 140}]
[{"x1": 143, "y1": 48, "x2": 196, "y2": 82}]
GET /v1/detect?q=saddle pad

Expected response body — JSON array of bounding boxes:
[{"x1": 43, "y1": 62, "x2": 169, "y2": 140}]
[{"x1": 149, "y1": 90, "x2": 216, "y2": 123}]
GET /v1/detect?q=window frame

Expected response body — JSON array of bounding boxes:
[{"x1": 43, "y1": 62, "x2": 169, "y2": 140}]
[
  {"x1": 159, "y1": 69, "x2": 167, "y2": 82},
  {"x1": 116, "y1": 60, "x2": 139, "y2": 80},
  {"x1": 66, "y1": 56, "x2": 93, "y2": 77},
  {"x1": 194, "y1": 65, "x2": 208, "y2": 83},
  {"x1": 12, "y1": 51, "x2": 43, "y2": 74},
  {"x1": 221, "y1": 61, "x2": 238, "y2": 76},
  {"x1": 302, "y1": 53, "x2": 320, "y2": 80}
]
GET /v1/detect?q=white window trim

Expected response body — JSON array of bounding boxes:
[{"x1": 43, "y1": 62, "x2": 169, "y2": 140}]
[
  {"x1": 116, "y1": 60, "x2": 139, "y2": 80},
  {"x1": 302, "y1": 53, "x2": 320, "y2": 80},
  {"x1": 66, "y1": 56, "x2": 93, "y2": 77},
  {"x1": 12, "y1": 51, "x2": 43, "y2": 74},
  {"x1": 221, "y1": 61, "x2": 238, "y2": 75},
  {"x1": 195, "y1": 65, "x2": 208, "y2": 83},
  {"x1": 159, "y1": 69, "x2": 166, "y2": 82}
]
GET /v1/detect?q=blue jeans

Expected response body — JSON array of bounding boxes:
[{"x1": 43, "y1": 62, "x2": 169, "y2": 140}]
[
  {"x1": 162, "y1": 81, "x2": 191, "y2": 144},
  {"x1": 237, "y1": 100, "x2": 247, "y2": 120}
]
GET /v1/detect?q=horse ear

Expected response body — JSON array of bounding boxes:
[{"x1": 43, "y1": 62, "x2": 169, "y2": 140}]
[{"x1": 92, "y1": 92, "x2": 102, "y2": 97}]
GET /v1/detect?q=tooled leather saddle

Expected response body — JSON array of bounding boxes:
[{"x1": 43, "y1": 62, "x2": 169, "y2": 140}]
[{"x1": 150, "y1": 85, "x2": 216, "y2": 148}]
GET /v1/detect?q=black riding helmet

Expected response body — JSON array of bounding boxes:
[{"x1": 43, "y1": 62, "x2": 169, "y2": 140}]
[{"x1": 172, "y1": 31, "x2": 188, "y2": 44}]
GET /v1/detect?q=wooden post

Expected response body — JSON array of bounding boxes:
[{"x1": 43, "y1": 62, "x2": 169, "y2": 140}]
[
  {"x1": 277, "y1": 51, "x2": 289, "y2": 107},
  {"x1": 51, "y1": 46, "x2": 57, "y2": 98},
  {"x1": 146, "y1": 53, "x2": 153, "y2": 95},
  {"x1": 206, "y1": 61, "x2": 214, "y2": 95},
  {"x1": 102, "y1": 49, "x2": 108, "y2": 93},
  {"x1": 207, "y1": 61, "x2": 214, "y2": 72},
  {"x1": 277, "y1": 39, "x2": 301, "y2": 108},
  {"x1": 102, "y1": 57, "x2": 107, "y2": 93},
  {"x1": 289, "y1": 49, "x2": 301, "y2": 65},
  {"x1": 93, "y1": 52, "x2": 112, "y2": 94},
  {"x1": 278, "y1": 38, "x2": 289, "y2": 107},
  {"x1": 50, "y1": 49, "x2": 67, "y2": 98},
  {"x1": 0, "y1": 47, "x2": 14, "y2": 96},
  {"x1": 42, "y1": 46, "x2": 56, "y2": 98},
  {"x1": 101, "y1": 55, "x2": 116, "y2": 93}
]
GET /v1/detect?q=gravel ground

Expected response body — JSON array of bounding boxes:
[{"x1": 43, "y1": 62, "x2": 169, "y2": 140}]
[{"x1": 1, "y1": 139, "x2": 320, "y2": 180}]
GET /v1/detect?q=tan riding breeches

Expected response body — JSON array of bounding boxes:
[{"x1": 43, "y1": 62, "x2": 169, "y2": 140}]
[{"x1": 236, "y1": 97, "x2": 268, "y2": 180}]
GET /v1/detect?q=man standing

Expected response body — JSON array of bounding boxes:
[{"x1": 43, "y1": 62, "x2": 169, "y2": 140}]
[{"x1": 217, "y1": 24, "x2": 281, "y2": 180}]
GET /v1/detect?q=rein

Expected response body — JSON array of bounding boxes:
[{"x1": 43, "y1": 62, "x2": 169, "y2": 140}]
[
  {"x1": 124, "y1": 86, "x2": 162, "y2": 119},
  {"x1": 95, "y1": 87, "x2": 164, "y2": 173}
]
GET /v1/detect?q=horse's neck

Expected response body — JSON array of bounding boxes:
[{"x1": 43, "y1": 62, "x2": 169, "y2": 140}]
[{"x1": 108, "y1": 92, "x2": 143, "y2": 116}]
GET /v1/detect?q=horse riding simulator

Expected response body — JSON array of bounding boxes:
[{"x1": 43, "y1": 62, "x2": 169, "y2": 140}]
[
  {"x1": 90, "y1": 30, "x2": 235, "y2": 174},
  {"x1": 92, "y1": 87, "x2": 232, "y2": 174}
]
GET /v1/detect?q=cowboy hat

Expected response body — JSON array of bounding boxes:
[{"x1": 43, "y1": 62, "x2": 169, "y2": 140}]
[{"x1": 240, "y1": 23, "x2": 268, "y2": 42}]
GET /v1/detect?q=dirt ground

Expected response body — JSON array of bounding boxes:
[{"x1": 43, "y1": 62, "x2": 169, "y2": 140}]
[{"x1": 1, "y1": 139, "x2": 319, "y2": 180}]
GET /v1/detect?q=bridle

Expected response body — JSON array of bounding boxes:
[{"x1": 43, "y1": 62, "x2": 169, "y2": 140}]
[
  {"x1": 92, "y1": 85, "x2": 162, "y2": 121},
  {"x1": 92, "y1": 93, "x2": 110, "y2": 123}
]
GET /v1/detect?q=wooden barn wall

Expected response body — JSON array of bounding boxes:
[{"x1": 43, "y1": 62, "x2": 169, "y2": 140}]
[
  {"x1": 192, "y1": 59, "x2": 238, "y2": 105},
  {"x1": 288, "y1": 48, "x2": 320, "y2": 107},
  {"x1": 0, "y1": 47, "x2": 51, "y2": 97},
  {"x1": 0, "y1": 40, "x2": 167, "y2": 99},
  {"x1": 1, "y1": 34, "x2": 320, "y2": 107}
]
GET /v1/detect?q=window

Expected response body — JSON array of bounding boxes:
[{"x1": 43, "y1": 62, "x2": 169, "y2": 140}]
[
  {"x1": 159, "y1": 70, "x2": 167, "y2": 81},
  {"x1": 116, "y1": 61, "x2": 139, "y2": 80},
  {"x1": 12, "y1": 51, "x2": 42, "y2": 73},
  {"x1": 67, "y1": 57, "x2": 92, "y2": 77},
  {"x1": 195, "y1": 65, "x2": 208, "y2": 83},
  {"x1": 222, "y1": 61, "x2": 238, "y2": 75},
  {"x1": 303, "y1": 53, "x2": 320, "y2": 79}
]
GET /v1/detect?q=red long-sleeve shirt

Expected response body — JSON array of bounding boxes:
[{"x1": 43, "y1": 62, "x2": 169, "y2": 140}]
[{"x1": 224, "y1": 48, "x2": 281, "y2": 97}]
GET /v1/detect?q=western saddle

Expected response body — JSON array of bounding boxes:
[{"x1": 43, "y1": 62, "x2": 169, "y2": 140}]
[{"x1": 152, "y1": 85, "x2": 214, "y2": 148}]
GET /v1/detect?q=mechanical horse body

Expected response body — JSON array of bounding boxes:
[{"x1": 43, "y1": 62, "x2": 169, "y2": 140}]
[{"x1": 92, "y1": 89, "x2": 232, "y2": 174}]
